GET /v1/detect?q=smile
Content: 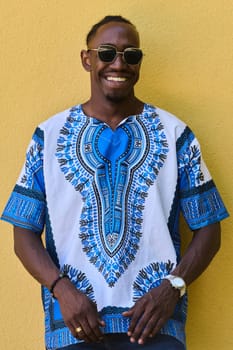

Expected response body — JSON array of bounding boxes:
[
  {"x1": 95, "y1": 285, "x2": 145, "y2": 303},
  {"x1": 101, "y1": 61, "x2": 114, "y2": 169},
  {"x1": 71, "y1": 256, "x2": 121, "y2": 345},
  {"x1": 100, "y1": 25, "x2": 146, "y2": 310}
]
[{"x1": 106, "y1": 76, "x2": 128, "y2": 82}]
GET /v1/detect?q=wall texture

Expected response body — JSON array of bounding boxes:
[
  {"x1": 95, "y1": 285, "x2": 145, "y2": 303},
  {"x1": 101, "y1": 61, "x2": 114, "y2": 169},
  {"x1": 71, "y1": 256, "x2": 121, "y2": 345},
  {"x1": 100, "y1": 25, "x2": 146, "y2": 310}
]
[{"x1": 0, "y1": 1, "x2": 232, "y2": 349}]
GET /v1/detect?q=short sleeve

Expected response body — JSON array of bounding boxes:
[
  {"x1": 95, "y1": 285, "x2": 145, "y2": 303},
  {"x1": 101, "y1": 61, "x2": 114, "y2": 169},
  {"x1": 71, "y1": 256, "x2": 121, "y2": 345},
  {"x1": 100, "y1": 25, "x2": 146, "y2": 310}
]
[
  {"x1": 1, "y1": 127, "x2": 46, "y2": 234},
  {"x1": 177, "y1": 126, "x2": 229, "y2": 230}
]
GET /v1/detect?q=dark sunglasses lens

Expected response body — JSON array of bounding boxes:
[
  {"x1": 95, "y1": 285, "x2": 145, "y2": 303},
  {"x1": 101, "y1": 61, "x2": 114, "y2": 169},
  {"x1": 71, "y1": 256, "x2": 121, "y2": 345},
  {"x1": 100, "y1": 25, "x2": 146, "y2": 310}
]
[
  {"x1": 98, "y1": 48, "x2": 116, "y2": 62},
  {"x1": 124, "y1": 49, "x2": 143, "y2": 64}
]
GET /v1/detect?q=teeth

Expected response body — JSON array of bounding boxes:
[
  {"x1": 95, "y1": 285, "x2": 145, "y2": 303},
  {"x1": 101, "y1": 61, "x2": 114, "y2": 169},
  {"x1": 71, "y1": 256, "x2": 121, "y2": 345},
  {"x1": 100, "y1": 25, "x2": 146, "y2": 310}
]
[{"x1": 107, "y1": 77, "x2": 127, "y2": 82}]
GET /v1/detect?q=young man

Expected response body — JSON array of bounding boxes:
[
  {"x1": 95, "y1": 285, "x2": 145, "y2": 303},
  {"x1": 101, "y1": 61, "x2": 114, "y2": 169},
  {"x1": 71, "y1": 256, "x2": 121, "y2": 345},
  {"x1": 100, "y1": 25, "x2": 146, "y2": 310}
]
[{"x1": 1, "y1": 15, "x2": 229, "y2": 350}]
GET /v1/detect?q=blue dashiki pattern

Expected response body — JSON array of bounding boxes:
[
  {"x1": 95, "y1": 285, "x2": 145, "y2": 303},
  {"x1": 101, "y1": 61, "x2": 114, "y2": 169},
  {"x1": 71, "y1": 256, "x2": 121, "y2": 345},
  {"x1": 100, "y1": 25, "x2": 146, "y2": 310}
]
[{"x1": 1, "y1": 103, "x2": 229, "y2": 349}]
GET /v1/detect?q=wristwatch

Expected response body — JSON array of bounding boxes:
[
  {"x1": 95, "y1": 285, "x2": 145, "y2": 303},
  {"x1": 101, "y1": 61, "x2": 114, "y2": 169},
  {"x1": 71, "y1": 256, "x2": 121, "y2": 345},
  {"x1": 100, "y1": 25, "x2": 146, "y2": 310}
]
[{"x1": 164, "y1": 274, "x2": 186, "y2": 297}]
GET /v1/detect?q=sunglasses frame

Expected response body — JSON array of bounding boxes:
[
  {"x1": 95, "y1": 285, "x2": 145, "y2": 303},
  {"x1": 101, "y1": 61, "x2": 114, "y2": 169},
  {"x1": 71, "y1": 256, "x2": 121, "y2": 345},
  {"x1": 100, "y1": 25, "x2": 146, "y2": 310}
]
[{"x1": 88, "y1": 45, "x2": 143, "y2": 65}]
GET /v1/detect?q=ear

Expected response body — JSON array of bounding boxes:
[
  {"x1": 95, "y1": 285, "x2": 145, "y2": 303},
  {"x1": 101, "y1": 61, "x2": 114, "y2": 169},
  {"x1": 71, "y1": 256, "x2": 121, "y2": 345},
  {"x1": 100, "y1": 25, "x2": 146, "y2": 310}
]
[{"x1": 81, "y1": 50, "x2": 92, "y2": 72}]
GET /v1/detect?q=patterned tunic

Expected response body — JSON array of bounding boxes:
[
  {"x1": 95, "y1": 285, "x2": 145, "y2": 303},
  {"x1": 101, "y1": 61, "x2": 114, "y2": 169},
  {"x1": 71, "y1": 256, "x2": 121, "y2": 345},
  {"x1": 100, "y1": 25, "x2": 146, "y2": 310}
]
[{"x1": 1, "y1": 104, "x2": 229, "y2": 349}]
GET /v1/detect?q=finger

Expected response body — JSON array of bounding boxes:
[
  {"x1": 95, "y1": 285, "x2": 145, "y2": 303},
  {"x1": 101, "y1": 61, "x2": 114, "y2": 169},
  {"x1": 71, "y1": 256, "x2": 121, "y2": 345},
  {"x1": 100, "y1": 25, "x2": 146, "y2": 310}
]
[
  {"x1": 72, "y1": 321, "x2": 93, "y2": 343},
  {"x1": 70, "y1": 324, "x2": 88, "y2": 342},
  {"x1": 98, "y1": 318, "x2": 106, "y2": 327},
  {"x1": 88, "y1": 319, "x2": 105, "y2": 341},
  {"x1": 129, "y1": 312, "x2": 151, "y2": 343},
  {"x1": 79, "y1": 319, "x2": 101, "y2": 343},
  {"x1": 138, "y1": 317, "x2": 164, "y2": 345},
  {"x1": 127, "y1": 306, "x2": 144, "y2": 337},
  {"x1": 148, "y1": 318, "x2": 164, "y2": 339},
  {"x1": 68, "y1": 322, "x2": 80, "y2": 339},
  {"x1": 74, "y1": 325, "x2": 83, "y2": 339},
  {"x1": 122, "y1": 307, "x2": 136, "y2": 336},
  {"x1": 122, "y1": 308, "x2": 134, "y2": 317}
]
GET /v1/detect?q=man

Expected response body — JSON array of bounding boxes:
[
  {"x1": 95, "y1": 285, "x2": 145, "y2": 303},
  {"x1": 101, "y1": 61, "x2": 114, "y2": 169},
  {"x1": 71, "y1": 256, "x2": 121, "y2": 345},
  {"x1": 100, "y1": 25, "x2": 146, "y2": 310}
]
[{"x1": 1, "y1": 15, "x2": 229, "y2": 350}]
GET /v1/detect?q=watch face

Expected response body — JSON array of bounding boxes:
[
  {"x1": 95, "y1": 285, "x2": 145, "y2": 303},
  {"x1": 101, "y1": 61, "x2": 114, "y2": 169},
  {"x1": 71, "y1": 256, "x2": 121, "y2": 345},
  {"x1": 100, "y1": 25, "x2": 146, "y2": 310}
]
[{"x1": 174, "y1": 277, "x2": 185, "y2": 288}]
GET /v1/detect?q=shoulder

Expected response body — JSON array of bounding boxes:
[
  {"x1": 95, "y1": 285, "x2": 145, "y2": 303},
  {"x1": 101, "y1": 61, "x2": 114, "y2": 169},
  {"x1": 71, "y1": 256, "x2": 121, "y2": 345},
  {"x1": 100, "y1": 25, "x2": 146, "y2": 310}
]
[
  {"x1": 143, "y1": 103, "x2": 188, "y2": 140},
  {"x1": 38, "y1": 104, "x2": 82, "y2": 132}
]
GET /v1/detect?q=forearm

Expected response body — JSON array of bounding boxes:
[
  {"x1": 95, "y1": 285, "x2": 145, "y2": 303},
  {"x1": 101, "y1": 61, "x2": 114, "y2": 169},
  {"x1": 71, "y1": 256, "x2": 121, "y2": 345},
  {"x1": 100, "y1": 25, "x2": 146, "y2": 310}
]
[
  {"x1": 172, "y1": 222, "x2": 221, "y2": 286},
  {"x1": 13, "y1": 226, "x2": 105, "y2": 342},
  {"x1": 13, "y1": 226, "x2": 60, "y2": 289},
  {"x1": 122, "y1": 222, "x2": 221, "y2": 344}
]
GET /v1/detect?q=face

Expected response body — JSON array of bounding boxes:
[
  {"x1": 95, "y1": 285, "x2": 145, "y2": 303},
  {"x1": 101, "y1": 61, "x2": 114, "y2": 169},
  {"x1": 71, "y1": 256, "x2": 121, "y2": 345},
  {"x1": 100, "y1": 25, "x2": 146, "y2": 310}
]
[{"x1": 81, "y1": 22, "x2": 142, "y2": 103}]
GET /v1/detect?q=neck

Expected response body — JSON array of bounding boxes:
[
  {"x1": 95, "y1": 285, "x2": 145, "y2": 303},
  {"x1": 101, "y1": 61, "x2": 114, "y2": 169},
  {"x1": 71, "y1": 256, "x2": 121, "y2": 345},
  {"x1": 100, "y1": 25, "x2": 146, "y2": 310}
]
[{"x1": 82, "y1": 96, "x2": 144, "y2": 130}]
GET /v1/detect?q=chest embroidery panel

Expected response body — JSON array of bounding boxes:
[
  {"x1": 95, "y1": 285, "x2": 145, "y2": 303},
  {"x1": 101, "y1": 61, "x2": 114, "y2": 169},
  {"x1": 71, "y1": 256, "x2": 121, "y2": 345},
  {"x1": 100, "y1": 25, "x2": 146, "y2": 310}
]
[{"x1": 56, "y1": 109, "x2": 169, "y2": 286}]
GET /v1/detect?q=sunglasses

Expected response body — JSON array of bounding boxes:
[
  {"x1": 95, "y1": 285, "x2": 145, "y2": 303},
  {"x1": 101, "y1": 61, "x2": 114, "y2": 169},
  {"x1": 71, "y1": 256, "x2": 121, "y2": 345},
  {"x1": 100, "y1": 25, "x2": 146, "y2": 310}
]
[{"x1": 88, "y1": 45, "x2": 143, "y2": 65}]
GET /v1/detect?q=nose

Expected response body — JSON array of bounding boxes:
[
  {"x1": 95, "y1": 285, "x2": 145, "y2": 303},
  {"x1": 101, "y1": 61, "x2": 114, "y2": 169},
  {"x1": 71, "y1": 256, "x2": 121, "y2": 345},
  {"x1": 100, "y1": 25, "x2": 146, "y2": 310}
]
[{"x1": 110, "y1": 52, "x2": 126, "y2": 67}]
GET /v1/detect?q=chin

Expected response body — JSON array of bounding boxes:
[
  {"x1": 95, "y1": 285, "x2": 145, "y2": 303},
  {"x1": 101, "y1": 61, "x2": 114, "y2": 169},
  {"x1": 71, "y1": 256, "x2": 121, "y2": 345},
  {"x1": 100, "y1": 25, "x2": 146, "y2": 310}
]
[{"x1": 105, "y1": 92, "x2": 132, "y2": 103}]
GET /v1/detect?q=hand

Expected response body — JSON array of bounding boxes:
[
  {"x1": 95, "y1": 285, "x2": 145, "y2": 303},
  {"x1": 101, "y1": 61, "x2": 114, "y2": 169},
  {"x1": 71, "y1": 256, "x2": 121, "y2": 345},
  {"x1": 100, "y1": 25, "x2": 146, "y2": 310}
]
[
  {"x1": 54, "y1": 278, "x2": 105, "y2": 343},
  {"x1": 122, "y1": 280, "x2": 179, "y2": 345}
]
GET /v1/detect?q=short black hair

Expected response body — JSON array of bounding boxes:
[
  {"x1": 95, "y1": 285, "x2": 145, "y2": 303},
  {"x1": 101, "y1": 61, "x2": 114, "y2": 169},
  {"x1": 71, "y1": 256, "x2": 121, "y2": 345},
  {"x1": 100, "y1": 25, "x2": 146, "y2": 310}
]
[{"x1": 86, "y1": 15, "x2": 136, "y2": 46}]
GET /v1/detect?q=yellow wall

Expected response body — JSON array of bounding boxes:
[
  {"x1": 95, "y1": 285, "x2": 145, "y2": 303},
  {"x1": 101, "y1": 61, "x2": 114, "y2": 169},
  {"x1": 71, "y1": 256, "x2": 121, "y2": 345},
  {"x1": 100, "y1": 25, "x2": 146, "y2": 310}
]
[{"x1": 0, "y1": 1, "x2": 232, "y2": 349}]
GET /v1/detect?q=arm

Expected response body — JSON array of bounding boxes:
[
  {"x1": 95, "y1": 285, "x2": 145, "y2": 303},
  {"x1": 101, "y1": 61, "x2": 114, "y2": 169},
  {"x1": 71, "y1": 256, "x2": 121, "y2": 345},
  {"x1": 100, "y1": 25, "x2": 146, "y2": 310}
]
[
  {"x1": 13, "y1": 226, "x2": 105, "y2": 342},
  {"x1": 171, "y1": 222, "x2": 221, "y2": 284},
  {"x1": 123, "y1": 222, "x2": 221, "y2": 344}
]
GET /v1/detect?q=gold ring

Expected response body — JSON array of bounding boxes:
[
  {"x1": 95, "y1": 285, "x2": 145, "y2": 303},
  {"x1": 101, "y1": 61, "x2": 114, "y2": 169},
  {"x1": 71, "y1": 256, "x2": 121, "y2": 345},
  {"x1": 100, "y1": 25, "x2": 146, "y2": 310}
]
[{"x1": 75, "y1": 326, "x2": 82, "y2": 333}]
